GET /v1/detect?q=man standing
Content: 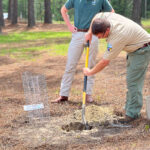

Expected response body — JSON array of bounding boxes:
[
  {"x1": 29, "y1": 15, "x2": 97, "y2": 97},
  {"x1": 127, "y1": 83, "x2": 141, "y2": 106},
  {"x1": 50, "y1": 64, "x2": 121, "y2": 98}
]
[
  {"x1": 84, "y1": 12, "x2": 150, "y2": 123},
  {"x1": 52, "y1": 0, "x2": 114, "y2": 103}
]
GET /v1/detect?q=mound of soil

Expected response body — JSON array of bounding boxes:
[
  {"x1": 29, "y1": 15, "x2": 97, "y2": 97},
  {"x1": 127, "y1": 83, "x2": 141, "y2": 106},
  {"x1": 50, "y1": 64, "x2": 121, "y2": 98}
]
[{"x1": 73, "y1": 105, "x2": 115, "y2": 124}]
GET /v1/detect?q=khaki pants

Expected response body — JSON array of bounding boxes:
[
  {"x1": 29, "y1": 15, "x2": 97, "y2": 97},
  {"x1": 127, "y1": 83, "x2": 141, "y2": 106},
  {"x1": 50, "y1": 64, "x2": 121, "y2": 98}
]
[
  {"x1": 126, "y1": 45, "x2": 150, "y2": 118},
  {"x1": 60, "y1": 32, "x2": 99, "y2": 97}
]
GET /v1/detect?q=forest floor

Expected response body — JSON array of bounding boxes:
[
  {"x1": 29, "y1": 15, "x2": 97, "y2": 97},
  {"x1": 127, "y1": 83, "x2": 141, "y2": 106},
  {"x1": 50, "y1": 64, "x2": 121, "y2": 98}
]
[{"x1": 0, "y1": 21, "x2": 150, "y2": 150}]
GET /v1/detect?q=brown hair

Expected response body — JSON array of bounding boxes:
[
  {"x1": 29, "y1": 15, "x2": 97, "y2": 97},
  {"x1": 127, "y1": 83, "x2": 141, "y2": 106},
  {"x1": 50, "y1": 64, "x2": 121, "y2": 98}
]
[{"x1": 92, "y1": 18, "x2": 110, "y2": 35}]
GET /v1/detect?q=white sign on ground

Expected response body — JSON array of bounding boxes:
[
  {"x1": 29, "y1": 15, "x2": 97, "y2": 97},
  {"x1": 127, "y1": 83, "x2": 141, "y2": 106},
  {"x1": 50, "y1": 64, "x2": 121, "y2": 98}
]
[{"x1": 24, "y1": 103, "x2": 44, "y2": 111}]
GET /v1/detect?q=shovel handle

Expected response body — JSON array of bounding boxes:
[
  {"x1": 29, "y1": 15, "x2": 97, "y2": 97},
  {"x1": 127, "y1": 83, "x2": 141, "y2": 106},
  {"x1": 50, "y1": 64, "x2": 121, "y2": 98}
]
[
  {"x1": 85, "y1": 41, "x2": 89, "y2": 68},
  {"x1": 83, "y1": 41, "x2": 90, "y2": 104},
  {"x1": 82, "y1": 41, "x2": 90, "y2": 124},
  {"x1": 84, "y1": 40, "x2": 90, "y2": 91},
  {"x1": 83, "y1": 76, "x2": 87, "y2": 92}
]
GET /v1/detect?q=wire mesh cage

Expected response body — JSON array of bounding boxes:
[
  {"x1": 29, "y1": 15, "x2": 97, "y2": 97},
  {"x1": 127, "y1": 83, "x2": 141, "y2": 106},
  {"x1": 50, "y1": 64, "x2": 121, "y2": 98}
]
[{"x1": 22, "y1": 72, "x2": 50, "y2": 124}]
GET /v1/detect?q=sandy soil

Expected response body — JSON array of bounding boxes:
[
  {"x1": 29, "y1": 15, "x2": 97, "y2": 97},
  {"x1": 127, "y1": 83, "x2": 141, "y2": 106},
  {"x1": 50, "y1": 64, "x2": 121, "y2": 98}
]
[{"x1": 0, "y1": 22, "x2": 150, "y2": 150}]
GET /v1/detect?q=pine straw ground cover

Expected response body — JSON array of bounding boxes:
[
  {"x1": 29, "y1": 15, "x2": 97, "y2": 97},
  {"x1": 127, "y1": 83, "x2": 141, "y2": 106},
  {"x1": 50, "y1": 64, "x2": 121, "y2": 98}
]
[
  {"x1": 0, "y1": 23, "x2": 150, "y2": 150},
  {"x1": 0, "y1": 52, "x2": 150, "y2": 150}
]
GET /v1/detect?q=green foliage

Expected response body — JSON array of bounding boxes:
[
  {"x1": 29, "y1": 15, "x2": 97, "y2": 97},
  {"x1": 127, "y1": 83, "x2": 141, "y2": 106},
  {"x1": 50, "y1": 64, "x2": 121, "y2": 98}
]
[
  {"x1": 18, "y1": 0, "x2": 28, "y2": 19},
  {"x1": 17, "y1": 0, "x2": 74, "y2": 22},
  {"x1": 2, "y1": 0, "x2": 8, "y2": 13},
  {"x1": 17, "y1": 0, "x2": 45, "y2": 21},
  {"x1": 51, "y1": 0, "x2": 65, "y2": 21},
  {"x1": 51, "y1": 0, "x2": 74, "y2": 21},
  {"x1": 111, "y1": 0, "x2": 133, "y2": 18},
  {"x1": 2, "y1": 0, "x2": 150, "y2": 22},
  {"x1": 141, "y1": 0, "x2": 150, "y2": 18}
]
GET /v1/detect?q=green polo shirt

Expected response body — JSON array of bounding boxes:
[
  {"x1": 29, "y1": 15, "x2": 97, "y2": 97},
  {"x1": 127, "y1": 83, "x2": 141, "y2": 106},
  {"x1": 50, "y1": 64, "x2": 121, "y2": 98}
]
[{"x1": 65, "y1": 0, "x2": 112, "y2": 29}]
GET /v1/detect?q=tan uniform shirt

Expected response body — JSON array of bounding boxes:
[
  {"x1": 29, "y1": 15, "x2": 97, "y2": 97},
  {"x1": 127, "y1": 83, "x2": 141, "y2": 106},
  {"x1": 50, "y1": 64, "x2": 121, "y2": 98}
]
[{"x1": 95, "y1": 12, "x2": 150, "y2": 60}]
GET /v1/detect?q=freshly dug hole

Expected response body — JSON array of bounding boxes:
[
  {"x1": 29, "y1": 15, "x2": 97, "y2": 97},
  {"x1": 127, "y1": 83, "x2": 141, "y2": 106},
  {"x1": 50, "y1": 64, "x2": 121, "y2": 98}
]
[
  {"x1": 61, "y1": 122, "x2": 92, "y2": 132},
  {"x1": 62, "y1": 105, "x2": 116, "y2": 132}
]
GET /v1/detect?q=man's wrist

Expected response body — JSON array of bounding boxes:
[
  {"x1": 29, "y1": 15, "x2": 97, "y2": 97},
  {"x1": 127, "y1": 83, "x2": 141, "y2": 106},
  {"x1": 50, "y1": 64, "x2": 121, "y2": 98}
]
[{"x1": 87, "y1": 31, "x2": 92, "y2": 35}]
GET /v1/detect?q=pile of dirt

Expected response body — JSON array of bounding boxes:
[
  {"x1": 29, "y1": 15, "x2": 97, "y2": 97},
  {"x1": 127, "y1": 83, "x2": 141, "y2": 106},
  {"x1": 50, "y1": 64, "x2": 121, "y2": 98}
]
[{"x1": 73, "y1": 105, "x2": 115, "y2": 125}]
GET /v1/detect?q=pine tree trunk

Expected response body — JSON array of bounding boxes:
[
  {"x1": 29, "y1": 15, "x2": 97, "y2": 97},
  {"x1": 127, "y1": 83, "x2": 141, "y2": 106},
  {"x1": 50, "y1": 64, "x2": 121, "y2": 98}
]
[
  {"x1": 44, "y1": 0, "x2": 52, "y2": 24},
  {"x1": 11, "y1": 0, "x2": 18, "y2": 25},
  {"x1": 0, "y1": 25, "x2": 2, "y2": 34},
  {"x1": 8, "y1": 0, "x2": 13, "y2": 20},
  {"x1": 132, "y1": 0, "x2": 142, "y2": 25},
  {"x1": 28, "y1": 0, "x2": 35, "y2": 27},
  {"x1": 0, "y1": 0, "x2": 4, "y2": 26}
]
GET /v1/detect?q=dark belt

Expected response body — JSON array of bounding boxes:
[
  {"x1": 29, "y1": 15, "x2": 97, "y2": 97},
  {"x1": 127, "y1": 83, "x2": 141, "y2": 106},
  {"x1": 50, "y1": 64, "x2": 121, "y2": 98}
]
[
  {"x1": 141, "y1": 42, "x2": 150, "y2": 48},
  {"x1": 77, "y1": 29, "x2": 89, "y2": 32}
]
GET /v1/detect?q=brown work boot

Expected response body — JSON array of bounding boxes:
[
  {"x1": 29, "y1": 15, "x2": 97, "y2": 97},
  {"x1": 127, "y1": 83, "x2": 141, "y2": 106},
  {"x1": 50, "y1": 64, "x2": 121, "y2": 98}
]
[
  {"x1": 86, "y1": 94, "x2": 93, "y2": 103},
  {"x1": 118, "y1": 115, "x2": 137, "y2": 124},
  {"x1": 51, "y1": 96, "x2": 68, "y2": 103}
]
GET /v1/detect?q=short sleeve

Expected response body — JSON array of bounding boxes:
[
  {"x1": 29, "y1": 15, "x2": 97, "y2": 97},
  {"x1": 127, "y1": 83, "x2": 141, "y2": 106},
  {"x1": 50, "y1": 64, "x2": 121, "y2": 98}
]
[
  {"x1": 102, "y1": 0, "x2": 112, "y2": 12},
  {"x1": 65, "y1": 0, "x2": 74, "y2": 10}
]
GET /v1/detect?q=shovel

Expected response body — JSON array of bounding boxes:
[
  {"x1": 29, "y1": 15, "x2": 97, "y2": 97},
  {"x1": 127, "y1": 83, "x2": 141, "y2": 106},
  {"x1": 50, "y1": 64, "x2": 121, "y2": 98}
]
[{"x1": 82, "y1": 41, "x2": 90, "y2": 129}]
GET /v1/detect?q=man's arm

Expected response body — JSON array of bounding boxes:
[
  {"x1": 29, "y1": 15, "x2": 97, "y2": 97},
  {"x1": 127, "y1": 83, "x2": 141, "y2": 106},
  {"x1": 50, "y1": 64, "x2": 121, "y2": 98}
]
[
  {"x1": 61, "y1": 5, "x2": 77, "y2": 33},
  {"x1": 85, "y1": 15, "x2": 98, "y2": 43},
  {"x1": 111, "y1": 9, "x2": 115, "y2": 13},
  {"x1": 83, "y1": 58, "x2": 110, "y2": 76}
]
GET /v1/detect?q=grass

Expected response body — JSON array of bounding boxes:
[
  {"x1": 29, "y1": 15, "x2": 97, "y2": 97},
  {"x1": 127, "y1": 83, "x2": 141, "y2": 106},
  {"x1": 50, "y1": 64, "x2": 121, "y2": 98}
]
[
  {"x1": 0, "y1": 31, "x2": 71, "y2": 43},
  {"x1": 0, "y1": 45, "x2": 50, "y2": 59},
  {"x1": 0, "y1": 30, "x2": 107, "y2": 59},
  {"x1": 49, "y1": 43, "x2": 69, "y2": 56},
  {"x1": 146, "y1": 28, "x2": 150, "y2": 33},
  {"x1": 142, "y1": 19, "x2": 150, "y2": 27},
  {"x1": 0, "y1": 31, "x2": 71, "y2": 59},
  {"x1": 0, "y1": 21, "x2": 149, "y2": 60},
  {"x1": 0, "y1": 43, "x2": 70, "y2": 59}
]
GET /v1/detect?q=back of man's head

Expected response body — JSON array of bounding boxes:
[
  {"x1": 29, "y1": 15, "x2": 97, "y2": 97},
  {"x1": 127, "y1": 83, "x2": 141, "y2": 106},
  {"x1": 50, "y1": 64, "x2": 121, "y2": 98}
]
[{"x1": 92, "y1": 18, "x2": 110, "y2": 35}]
